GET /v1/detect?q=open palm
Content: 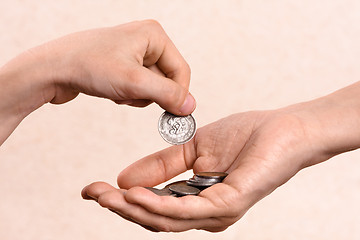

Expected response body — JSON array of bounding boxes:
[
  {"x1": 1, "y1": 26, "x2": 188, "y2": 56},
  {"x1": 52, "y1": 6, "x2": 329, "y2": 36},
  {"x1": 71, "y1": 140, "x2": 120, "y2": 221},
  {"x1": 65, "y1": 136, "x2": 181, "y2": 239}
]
[{"x1": 82, "y1": 107, "x2": 326, "y2": 232}]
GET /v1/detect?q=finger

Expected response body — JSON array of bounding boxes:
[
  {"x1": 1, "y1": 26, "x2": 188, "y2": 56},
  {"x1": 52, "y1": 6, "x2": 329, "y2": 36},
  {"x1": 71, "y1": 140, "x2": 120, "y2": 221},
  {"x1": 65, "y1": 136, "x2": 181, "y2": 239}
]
[
  {"x1": 117, "y1": 140, "x2": 196, "y2": 189},
  {"x1": 123, "y1": 66, "x2": 195, "y2": 115},
  {"x1": 142, "y1": 20, "x2": 191, "y2": 90},
  {"x1": 109, "y1": 198, "x2": 160, "y2": 232},
  {"x1": 83, "y1": 184, "x2": 154, "y2": 231},
  {"x1": 152, "y1": 40, "x2": 190, "y2": 90},
  {"x1": 97, "y1": 188, "x2": 225, "y2": 232},
  {"x1": 114, "y1": 64, "x2": 165, "y2": 107},
  {"x1": 124, "y1": 184, "x2": 245, "y2": 220},
  {"x1": 147, "y1": 64, "x2": 165, "y2": 77},
  {"x1": 112, "y1": 64, "x2": 160, "y2": 108},
  {"x1": 81, "y1": 181, "x2": 117, "y2": 200},
  {"x1": 83, "y1": 182, "x2": 235, "y2": 231}
]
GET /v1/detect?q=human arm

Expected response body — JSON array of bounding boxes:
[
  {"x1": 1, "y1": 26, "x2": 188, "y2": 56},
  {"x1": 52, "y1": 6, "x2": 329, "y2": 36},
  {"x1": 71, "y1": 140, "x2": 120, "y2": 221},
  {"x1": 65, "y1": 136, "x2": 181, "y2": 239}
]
[
  {"x1": 82, "y1": 81, "x2": 360, "y2": 232},
  {"x1": 0, "y1": 20, "x2": 195, "y2": 146}
]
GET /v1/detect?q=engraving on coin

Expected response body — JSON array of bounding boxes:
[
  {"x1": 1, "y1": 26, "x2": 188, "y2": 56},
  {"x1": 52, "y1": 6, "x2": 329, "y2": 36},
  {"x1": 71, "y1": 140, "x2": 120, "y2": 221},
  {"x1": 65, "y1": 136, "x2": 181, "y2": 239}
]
[{"x1": 158, "y1": 111, "x2": 196, "y2": 145}]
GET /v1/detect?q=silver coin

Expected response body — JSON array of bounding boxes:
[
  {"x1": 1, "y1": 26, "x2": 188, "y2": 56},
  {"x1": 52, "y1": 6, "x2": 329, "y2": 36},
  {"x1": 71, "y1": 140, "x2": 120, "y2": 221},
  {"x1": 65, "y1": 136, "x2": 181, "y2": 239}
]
[
  {"x1": 186, "y1": 172, "x2": 227, "y2": 187},
  {"x1": 165, "y1": 180, "x2": 188, "y2": 189},
  {"x1": 158, "y1": 111, "x2": 196, "y2": 145},
  {"x1": 195, "y1": 172, "x2": 228, "y2": 180},
  {"x1": 145, "y1": 187, "x2": 175, "y2": 196},
  {"x1": 193, "y1": 176, "x2": 221, "y2": 183},
  {"x1": 186, "y1": 180, "x2": 216, "y2": 187},
  {"x1": 169, "y1": 184, "x2": 200, "y2": 196},
  {"x1": 188, "y1": 177, "x2": 220, "y2": 185}
]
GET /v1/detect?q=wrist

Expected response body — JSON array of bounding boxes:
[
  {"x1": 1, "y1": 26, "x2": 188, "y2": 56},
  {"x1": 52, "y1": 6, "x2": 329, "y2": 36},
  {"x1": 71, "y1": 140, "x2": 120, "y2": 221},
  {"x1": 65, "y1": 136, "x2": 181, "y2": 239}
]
[
  {"x1": 284, "y1": 82, "x2": 360, "y2": 166},
  {"x1": 0, "y1": 50, "x2": 56, "y2": 144}
]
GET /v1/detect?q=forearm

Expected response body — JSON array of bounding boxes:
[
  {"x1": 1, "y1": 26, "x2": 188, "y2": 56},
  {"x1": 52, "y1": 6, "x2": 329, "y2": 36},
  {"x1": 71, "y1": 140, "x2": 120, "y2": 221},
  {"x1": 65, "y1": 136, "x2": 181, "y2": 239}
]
[
  {"x1": 286, "y1": 81, "x2": 360, "y2": 166},
  {"x1": 0, "y1": 50, "x2": 55, "y2": 145}
]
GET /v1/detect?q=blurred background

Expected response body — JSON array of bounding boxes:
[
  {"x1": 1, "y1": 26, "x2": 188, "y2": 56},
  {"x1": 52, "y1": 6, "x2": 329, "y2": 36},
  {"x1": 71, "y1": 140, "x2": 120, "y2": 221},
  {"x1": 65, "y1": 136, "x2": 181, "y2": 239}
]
[{"x1": 1, "y1": 0, "x2": 360, "y2": 239}]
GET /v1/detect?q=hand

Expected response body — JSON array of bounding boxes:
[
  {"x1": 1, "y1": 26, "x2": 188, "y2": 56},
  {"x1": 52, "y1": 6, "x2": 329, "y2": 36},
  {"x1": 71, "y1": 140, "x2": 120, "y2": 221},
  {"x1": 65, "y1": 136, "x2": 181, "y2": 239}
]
[
  {"x1": 42, "y1": 20, "x2": 194, "y2": 112},
  {"x1": 0, "y1": 20, "x2": 195, "y2": 145},
  {"x1": 82, "y1": 82, "x2": 360, "y2": 232},
  {"x1": 82, "y1": 96, "x2": 346, "y2": 232}
]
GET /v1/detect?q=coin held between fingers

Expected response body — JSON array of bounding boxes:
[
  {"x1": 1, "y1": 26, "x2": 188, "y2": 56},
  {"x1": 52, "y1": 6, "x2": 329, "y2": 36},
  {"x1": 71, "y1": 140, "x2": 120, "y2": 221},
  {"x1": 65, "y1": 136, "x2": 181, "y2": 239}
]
[{"x1": 158, "y1": 111, "x2": 196, "y2": 145}]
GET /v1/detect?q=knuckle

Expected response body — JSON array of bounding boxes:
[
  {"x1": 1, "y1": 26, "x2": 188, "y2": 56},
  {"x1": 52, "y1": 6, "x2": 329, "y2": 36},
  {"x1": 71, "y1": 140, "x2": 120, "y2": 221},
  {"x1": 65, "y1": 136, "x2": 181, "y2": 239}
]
[
  {"x1": 142, "y1": 19, "x2": 162, "y2": 29},
  {"x1": 140, "y1": 19, "x2": 166, "y2": 38}
]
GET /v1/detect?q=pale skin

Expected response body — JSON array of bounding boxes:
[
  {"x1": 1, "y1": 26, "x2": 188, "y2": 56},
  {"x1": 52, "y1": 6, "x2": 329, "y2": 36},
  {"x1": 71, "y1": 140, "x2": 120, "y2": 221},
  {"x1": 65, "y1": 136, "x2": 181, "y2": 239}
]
[
  {"x1": 0, "y1": 20, "x2": 196, "y2": 146},
  {"x1": 82, "y1": 83, "x2": 360, "y2": 232},
  {"x1": 1, "y1": 20, "x2": 360, "y2": 233}
]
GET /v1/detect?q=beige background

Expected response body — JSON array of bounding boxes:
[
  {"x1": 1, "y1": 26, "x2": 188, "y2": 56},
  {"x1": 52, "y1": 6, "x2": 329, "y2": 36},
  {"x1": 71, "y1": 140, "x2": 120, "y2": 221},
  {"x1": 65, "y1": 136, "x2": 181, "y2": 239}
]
[{"x1": 1, "y1": 0, "x2": 360, "y2": 239}]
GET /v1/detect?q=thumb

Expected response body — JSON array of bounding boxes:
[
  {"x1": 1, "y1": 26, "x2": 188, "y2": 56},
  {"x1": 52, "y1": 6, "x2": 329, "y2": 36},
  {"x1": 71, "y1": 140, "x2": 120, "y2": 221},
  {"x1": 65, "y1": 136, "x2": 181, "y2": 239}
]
[{"x1": 125, "y1": 67, "x2": 196, "y2": 116}]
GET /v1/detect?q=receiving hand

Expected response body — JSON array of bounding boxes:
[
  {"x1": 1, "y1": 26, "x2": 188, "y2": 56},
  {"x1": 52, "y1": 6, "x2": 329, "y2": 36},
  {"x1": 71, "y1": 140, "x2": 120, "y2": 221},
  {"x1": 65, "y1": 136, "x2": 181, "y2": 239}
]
[{"x1": 82, "y1": 99, "x2": 338, "y2": 232}]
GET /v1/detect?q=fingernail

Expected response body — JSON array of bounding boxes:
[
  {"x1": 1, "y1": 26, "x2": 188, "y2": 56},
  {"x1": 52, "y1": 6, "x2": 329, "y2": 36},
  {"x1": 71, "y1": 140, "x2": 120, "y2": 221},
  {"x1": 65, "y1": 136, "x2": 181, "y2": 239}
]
[{"x1": 179, "y1": 93, "x2": 196, "y2": 115}]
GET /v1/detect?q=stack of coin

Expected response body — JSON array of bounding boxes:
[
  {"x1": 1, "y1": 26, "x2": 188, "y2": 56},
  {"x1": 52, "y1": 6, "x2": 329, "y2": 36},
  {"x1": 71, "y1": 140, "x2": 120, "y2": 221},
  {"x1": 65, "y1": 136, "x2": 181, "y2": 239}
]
[
  {"x1": 187, "y1": 172, "x2": 228, "y2": 187},
  {"x1": 144, "y1": 172, "x2": 228, "y2": 197}
]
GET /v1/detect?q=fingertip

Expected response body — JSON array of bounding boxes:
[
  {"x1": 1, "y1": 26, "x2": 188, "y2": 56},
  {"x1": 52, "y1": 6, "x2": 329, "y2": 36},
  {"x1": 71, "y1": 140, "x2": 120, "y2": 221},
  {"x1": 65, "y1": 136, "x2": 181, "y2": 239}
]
[
  {"x1": 117, "y1": 168, "x2": 134, "y2": 189},
  {"x1": 81, "y1": 185, "x2": 93, "y2": 200},
  {"x1": 82, "y1": 181, "x2": 116, "y2": 200},
  {"x1": 117, "y1": 173, "x2": 126, "y2": 189}
]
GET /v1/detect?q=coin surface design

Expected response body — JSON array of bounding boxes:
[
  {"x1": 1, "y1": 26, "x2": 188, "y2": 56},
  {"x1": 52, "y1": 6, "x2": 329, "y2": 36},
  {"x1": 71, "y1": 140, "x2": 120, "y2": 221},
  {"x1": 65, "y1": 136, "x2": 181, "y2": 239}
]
[{"x1": 158, "y1": 111, "x2": 196, "y2": 145}]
